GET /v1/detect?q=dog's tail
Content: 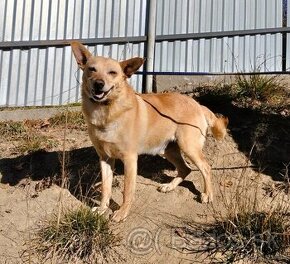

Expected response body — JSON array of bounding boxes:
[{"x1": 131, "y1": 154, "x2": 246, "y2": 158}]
[{"x1": 201, "y1": 106, "x2": 229, "y2": 140}]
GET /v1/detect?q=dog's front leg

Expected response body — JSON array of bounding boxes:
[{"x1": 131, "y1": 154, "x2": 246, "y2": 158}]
[
  {"x1": 92, "y1": 157, "x2": 115, "y2": 215},
  {"x1": 112, "y1": 153, "x2": 137, "y2": 222}
]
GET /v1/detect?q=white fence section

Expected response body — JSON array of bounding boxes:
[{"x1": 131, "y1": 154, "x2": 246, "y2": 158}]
[
  {"x1": 155, "y1": 0, "x2": 282, "y2": 73},
  {"x1": 0, "y1": 0, "x2": 146, "y2": 106},
  {"x1": 0, "y1": 0, "x2": 287, "y2": 107}
]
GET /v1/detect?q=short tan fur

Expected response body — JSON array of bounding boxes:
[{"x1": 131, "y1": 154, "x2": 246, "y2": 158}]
[{"x1": 71, "y1": 41, "x2": 229, "y2": 222}]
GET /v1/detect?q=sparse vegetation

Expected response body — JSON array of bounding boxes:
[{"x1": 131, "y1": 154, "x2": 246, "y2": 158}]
[
  {"x1": 0, "y1": 121, "x2": 26, "y2": 138},
  {"x1": 49, "y1": 110, "x2": 85, "y2": 129},
  {"x1": 231, "y1": 73, "x2": 289, "y2": 115},
  {"x1": 30, "y1": 206, "x2": 117, "y2": 263},
  {"x1": 0, "y1": 109, "x2": 86, "y2": 155},
  {"x1": 178, "y1": 209, "x2": 290, "y2": 263},
  {"x1": 173, "y1": 72, "x2": 289, "y2": 116},
  {"x1": 235, "y1": 74, "x2": 285, "y2": 104},
  {"x1": 16, "y1": 133, "x2": 58, "y2": 154},
  {"x1": 175, "y1": 165, "x2": 290, "y2": 263},
  {"x1": 210, "y1": 209, "x2": 289, "y2": 262},
  {"x1": 239, "y1": 74, "x2": 287, "y2": 106},
  {"x1": 264, "y1": 163, "x2": 290, "y2": 196}
]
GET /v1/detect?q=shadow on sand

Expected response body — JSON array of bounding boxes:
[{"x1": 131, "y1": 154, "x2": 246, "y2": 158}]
[
  {"x1": 1, "y1": 95, "x2": 289, "y2": 206},
  {"x1": 197, "y1": 93, "x2": 290, "y2": 181},
  {"x1": 0, "y1": 147, "x2": 183, "y2": 205}
]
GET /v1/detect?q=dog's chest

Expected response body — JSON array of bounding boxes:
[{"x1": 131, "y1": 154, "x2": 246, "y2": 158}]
[
  {"x1": 89, "y1": 122, "x2": 118, "y2": 142},
  {"x1": 87, "y1": 121, "x2": 124, "y2": 158},
  {"x1": 84, "y1": 106, "x2": 116, "y2": 139}
]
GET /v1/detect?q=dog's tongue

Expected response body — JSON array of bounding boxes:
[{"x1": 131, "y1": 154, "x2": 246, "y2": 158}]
[{"x1": 95, "y1": 92, "x2": 104, "y2": 99}]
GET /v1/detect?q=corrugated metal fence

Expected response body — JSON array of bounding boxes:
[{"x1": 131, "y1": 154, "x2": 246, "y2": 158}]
[
  {"x1": 0, "y1": 0, "x2": 289, "y2": 107},
  {"x1": 155, "y1": 0, "x2": 283, "y2": 73}
]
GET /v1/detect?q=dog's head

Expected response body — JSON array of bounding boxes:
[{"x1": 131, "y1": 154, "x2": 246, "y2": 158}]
[{"x1": 71, "y1": 41, "x2": 144, "y2": 103}]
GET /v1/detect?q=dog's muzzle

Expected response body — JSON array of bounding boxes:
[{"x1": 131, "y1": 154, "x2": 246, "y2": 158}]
[{"x1": 90, "y1": 80, "x2": 113, "y2": 101}]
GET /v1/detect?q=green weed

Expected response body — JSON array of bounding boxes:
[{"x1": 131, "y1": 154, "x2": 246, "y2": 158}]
[{"x1": 30, "y1": 206, "x2": 117, "y2": 263}]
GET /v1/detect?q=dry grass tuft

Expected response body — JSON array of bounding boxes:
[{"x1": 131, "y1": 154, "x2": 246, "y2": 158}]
[
  {"x1": 235, "y1": 74, "x2": 286, "y2": 104},
  {"x1": 183, "y1": 73, "x2": 289, "y2": 115},
  {"x1": 16, "y1": 133, "x2": 58, "y2": 154},
  {"x1": 175, "y1": 158, "x2": 290, "y2": 263},
  {"x1": 0, "y1": 110, "x2": 85, "y2": 154},
  {"x1": 0, "y1": 121, "x2": 26, "y2": 138},
  {"x1": 27, "y1": 206, "x2": 118, "y2": 263},
  {"x1": 49, "y1": 110, "x2": 86, "y2": 130},
  {"x1": 264, "y1": 163, "x2": 290, "y2": 197}
]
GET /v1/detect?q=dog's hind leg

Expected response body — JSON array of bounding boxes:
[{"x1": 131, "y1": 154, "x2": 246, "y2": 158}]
[
  {"x1": 177, "y1": 129, "x2": 213, "y2": 203},
  {"x1": 158, "y1": 142, "x2": 191, "y2": 193}
]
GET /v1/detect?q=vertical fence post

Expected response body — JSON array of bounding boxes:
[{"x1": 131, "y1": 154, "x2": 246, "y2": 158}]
[
  {"x1": 282, "y1": 0, "x2": 287, "y2": 72},
  {"x1": 144, "y1": 0, "x2": 157, "y2": 93}
]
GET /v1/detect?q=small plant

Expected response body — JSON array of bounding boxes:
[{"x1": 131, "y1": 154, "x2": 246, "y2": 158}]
[
  {"x1": 49, "y1": 110, "x2": 86, "y2": 129},
  {"x1": 66, "y1": 102, "x2": 82, "y2": 107},
  {"x1": 210, "y1": 211, "x2": 288, "y2": 261},
  {"x1": 235, "y1": 74, "x2": 285, "y2": 103},
  {"x1": 0, "y1": 121, "x2": 26, "y2": 138},
  {"x1": 264, "y1": 163, "x2": 290, "y2": 196},
  {"x1": 182, "y1": 69, "x2": 289, "y2": 115},
  {"x1": 16, "y1": 133, "x2": 58, "y2": 154},
  {"x1": 174, "y1": 165, "x2": 290, "y2": 263},
  {"x1": 276, "y1": 163, "x2": 290, "y2": 195},
  {"x1": 30, "y1": 206, "x2": 117, "y2": 263}
]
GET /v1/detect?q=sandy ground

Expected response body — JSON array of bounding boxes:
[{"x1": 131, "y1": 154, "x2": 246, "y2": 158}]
[{"x1": 0, "y1": 93, "x2": 289, "y2": 263}]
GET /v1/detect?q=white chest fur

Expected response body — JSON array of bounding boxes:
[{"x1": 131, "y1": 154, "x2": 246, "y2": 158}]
[{"x1": 88, "y1": 121, "x2": 118, "y2": 143}]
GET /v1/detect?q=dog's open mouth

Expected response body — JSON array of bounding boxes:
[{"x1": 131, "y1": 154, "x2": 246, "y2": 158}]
[{"x1": 91, "y1": 87, "x2": 113, "y2": 102}]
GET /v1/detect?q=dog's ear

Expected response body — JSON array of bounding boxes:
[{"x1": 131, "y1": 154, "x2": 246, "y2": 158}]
[
  {"x1": 71, "y1": 42, "x2": 92, "y2": 70},
  {"x1": 120, "y1": 57, "x2": 144, "y2": 78}
]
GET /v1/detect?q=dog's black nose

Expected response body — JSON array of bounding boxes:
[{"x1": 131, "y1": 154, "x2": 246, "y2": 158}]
[{"x1": 94, "y1": 80, "x2": 105, "y2": 92}]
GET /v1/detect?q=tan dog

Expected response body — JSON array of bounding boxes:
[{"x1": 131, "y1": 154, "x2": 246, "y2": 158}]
[{"x1": 71, "y1": 42, "x2": 228, "y2": 222}]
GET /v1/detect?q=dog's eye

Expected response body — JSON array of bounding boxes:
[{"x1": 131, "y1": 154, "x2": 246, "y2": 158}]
[
  {"x1": 88, "y1": 67, "x2": 96, "y2": 72},
  {"x1": 108, "y1": 70, "x2": 117, "y2": 75}
]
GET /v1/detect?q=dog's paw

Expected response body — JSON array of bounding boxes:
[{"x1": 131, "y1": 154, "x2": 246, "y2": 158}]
[
  {"x1": 158, "y1": 183, "x2": 175, "y2": 193},
  {"x1": 92, "y1": 206, "x2": 107, "y2": 215},
  {"x1": 201, "y1": 193, "x2": 213, "y2": 203},
  {"x1": 111, "y1": 208, "x2": 129, "y2": 222}
]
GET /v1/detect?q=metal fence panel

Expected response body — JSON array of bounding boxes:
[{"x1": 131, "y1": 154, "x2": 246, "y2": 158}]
[
  {"x1": 0, "y1": 0, "x2": 145, "y2": 41},
  {"x1": 155, "y1": 0, "x2": 283, "y2": 74},
  {"x1": 0, "y1": 43, "x2": 144, "y2": 107},
  {"x1": 0, "y1": 0, "x2": 146, "y2": 106}
]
